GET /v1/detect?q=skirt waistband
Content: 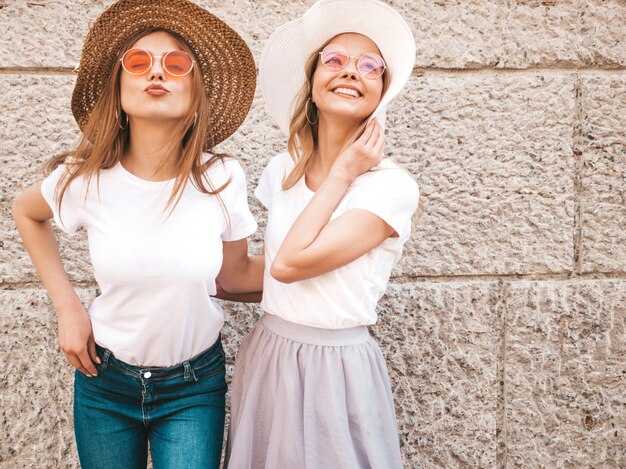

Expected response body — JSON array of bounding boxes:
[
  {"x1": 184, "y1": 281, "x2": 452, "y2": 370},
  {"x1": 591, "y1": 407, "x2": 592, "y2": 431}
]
[{"x1": 260, "y1": 314, "x2": 370, "y2": 346}]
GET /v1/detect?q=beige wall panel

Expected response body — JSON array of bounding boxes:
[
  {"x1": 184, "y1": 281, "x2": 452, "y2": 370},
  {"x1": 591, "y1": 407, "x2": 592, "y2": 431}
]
[
  {"x1": 0, "y1": 288, "x2": 260, "y2": 468},
  {"x1": 2, "y1": 1, "x2": 625, "y2": 69},
  {"x1": 0, "y1": 288, "x2": 96, "y2": 469},
  {"x1": 1, "y1": 282, "x2": 501, "y2": 469},
  {"x1": 3, "y1": 282, "x2": 624, "y2": 467},
  {"x1": 0, "y1": 75, "x2": 78, "y2": 198},
  {"x1": 0, "y1": 203, "x2": 93, "y2": 284},
  {"x1": 1, "y1": 71, "x2": 580, "y2": 282},
  {"x1": 580, "y1": 75, "x2": 626, "y2": 273},
  {"x1": 2, "y1": 2, "x2": 625, "y2": 467},
  {"x1": 0, "y1": 74, "x2": 272, "y2": 284},
  {"x1": 0, "y1": 75, "x2": 84, "y2": 283},
  {"x1": 373, "y1": 282, "x2": 500, "y2": 468},
  {"x1": 387, "y1": 73, "x2": 576, "y2": 276},
  {"x1": 505, "y1": 280, "x2": 626, "y2": 468}
]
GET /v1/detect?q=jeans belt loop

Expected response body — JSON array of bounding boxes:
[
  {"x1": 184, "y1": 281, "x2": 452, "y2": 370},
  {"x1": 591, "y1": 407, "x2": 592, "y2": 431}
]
[
  {"x1": 183, "y1": 361, "x2": 191, "y2": 382},
  {"x1": 101, "y1": 349, "x2": 111, "y2": 370}
]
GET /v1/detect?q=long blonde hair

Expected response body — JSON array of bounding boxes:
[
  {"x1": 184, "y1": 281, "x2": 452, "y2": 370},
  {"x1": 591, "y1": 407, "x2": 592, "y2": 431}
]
[
  {"x1": 47, "y1": 28, "x2": 231, "y2": 215},
  {"x1": 284, "y1": 40, "x2": 389, "y2": 190}
]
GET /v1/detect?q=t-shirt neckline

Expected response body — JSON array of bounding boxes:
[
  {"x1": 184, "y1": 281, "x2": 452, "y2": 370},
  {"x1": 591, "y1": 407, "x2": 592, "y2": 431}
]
[
  {"x1": 116, "y1": 161, "x2": 176, "y2": 186},
  {"x1": 301, "y1": 174, "x2": 316, "y2": 195}
]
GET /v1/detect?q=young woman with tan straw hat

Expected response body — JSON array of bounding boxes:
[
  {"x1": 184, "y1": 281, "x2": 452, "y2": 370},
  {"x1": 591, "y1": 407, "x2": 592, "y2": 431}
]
[
  {"x1": 11, "y1": 0, "x2": 260, "y2": 467},
  {"x1": 225, "y1": 0, "x2": 418, "y2": 467}
]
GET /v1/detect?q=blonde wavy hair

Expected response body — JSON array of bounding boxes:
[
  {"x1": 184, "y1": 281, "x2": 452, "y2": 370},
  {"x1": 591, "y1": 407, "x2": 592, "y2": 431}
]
[
  {"x1": 47, "y1": 28, "x2": 231, "y2": 216},
  {"x1": 283, "y1": 39, "x2": 390, "y2": 190}
]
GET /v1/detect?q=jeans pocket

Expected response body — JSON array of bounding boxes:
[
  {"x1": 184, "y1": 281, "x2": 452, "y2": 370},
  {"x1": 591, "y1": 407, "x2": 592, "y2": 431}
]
[
  {"x1": 74, "y1": 368, "x2": 107, "y2": 398},
  {"x1": 194, "y1": 349, "x2": 226, "y2": 381}
]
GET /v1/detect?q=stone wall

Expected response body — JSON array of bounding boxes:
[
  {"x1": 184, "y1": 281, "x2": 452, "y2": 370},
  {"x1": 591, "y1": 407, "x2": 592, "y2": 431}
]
[{"x1": 1, "y1": 1, "x2": 624, "y2": 467}]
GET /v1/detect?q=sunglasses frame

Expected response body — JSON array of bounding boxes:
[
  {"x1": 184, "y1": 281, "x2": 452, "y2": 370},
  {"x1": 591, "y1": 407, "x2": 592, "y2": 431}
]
[
  {"x1": 318, "y1": 44, "x2": 386, "y2": 80},
  {"x1": 120, "y1": 48, "x2": 195, "y2": 77}
]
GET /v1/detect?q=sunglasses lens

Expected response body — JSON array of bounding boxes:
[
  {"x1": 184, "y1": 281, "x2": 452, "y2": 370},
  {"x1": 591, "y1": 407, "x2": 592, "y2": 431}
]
[
  {"x1": 164, "y1": 51, "x2": 194, "y2": 76},
  {"x1": 358, "y1": 53, "x2": 385, "y2": 79},
  {"x1": 122, "y1": 49, "x2": 151, "y2": 74},
  {"x1": 321, "y1": 44, "x2": 349, "y2": 70},
  {"x1": 321, "y1": 44, "x2": 385, "y2": 79}
]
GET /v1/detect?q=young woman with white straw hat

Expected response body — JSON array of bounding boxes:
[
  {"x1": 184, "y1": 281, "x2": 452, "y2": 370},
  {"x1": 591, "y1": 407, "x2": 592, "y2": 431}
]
[
  {"x1": 225, "y1": 0, "x2": 419, "y2": 467},
  {"x1": 12, "y1": 0, "x2": 261, "y2": 467}
]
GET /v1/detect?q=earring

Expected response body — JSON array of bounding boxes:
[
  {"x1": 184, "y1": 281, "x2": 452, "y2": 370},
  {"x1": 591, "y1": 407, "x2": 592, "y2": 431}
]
[
  {"x1": 305, "y1": 98, "x2": 319, "y2": 125},
  {"x1": 115, "y1": 109, "x2": 128, "y2": 130}
]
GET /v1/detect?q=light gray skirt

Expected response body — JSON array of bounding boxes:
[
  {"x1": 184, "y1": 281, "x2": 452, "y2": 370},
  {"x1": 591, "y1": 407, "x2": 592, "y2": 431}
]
[{"x1": 225, "y1": 313, "x2": 403, "y2": 469}]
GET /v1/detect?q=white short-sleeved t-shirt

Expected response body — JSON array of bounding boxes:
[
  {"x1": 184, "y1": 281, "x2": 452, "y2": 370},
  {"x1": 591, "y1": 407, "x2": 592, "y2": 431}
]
[
  {"x1": 255, "y1": 152, "x2": 419, "y2": 329},
  {"x1": 41, "y1": 156, "x2": 257, "y2": 366}
]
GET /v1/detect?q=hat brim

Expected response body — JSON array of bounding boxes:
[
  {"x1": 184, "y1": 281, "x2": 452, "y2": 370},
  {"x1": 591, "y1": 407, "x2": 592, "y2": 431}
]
[
  {"x1": 72, "y1": 0, "x2": 256, "y2": 149},
  {"x1": 260, "y1": 0, "x2": 415, "y2": 134}
]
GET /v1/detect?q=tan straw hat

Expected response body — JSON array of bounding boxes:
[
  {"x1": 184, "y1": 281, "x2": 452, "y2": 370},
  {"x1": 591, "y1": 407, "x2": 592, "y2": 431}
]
[
  {"x1": 260, "y1": 0, "x2": 415, "y2": 133},
  {"x1": 72, "y1": 0, "x2": 256, "y2": 149}
]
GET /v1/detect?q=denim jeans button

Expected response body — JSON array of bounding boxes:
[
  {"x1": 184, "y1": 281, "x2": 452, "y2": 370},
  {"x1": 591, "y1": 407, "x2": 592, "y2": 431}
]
[{"x1": 144, "y1": 371, "x2": 152, "y2": 379}]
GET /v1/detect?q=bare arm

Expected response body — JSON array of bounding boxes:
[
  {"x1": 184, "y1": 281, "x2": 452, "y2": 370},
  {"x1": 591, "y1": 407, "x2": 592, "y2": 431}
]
[
  {"x1": 271, "y1": 119, "x2": 395, "y2": 283},
  {"x1": 12, "y1": 182, "x2": 99, "y2": 376},
  {"x1": 213, "y1": 280, "x2": 262, "y2": 303},
  {"x1": 215, "y1": 238, "x2": 264, "y2": 302}
]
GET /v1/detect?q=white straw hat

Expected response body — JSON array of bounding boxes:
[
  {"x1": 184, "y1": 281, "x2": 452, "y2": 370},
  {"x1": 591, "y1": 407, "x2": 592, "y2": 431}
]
[{"x1": 260, "y1": 0, "x2": 416, "y2": 134}]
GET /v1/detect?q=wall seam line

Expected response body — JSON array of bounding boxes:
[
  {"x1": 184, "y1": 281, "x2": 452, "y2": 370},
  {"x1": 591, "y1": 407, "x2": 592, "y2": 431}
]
[
  {"x1": 496, "y1": 280, "x2": 510, "y2": 468},
  {"x1": 573, "y1": 73, "x2": 584, "y2": 275}
]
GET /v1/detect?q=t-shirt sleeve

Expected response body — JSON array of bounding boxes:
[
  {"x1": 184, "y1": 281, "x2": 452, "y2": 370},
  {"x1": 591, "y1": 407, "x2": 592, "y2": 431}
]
[
  {"x1": 348, "y1": 169, "x2": 420, "y2": 239},
  {"x1": 254, "y1": 164, "x2": 272, "y2": 210},
  {"x1": 220, "y1": 159, "x2": 258, "y2": 241},
  {"x1": 39, "y1": 164, "x2": 84, "y2": 234},
  {"x1": 254, "y1": 152, "x2": 289, "y2": 211}
]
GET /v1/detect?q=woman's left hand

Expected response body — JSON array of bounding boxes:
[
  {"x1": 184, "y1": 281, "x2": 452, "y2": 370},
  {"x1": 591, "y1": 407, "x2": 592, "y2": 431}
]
[{"x1": 330, "y1": 118, "x2": 384, "y2": 184}]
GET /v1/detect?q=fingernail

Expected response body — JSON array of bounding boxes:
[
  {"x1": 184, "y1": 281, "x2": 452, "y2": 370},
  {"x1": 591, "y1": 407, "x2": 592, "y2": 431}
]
[{"x1": 96, "y1": 357, "x2": 102, "y2": 364}]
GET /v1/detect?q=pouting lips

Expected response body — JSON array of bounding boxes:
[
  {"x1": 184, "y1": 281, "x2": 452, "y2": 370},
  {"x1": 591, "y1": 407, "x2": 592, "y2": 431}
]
[
  {"x1": 145, "y1": 88, "x2": 169, "y2": 96},
  {"x1": 145, "y1": 84, "x2": 169, "y2": 92}
]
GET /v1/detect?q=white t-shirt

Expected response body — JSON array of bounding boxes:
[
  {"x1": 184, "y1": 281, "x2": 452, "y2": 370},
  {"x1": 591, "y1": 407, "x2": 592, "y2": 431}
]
[
  {"x1": 255, "y1": 152, "x2": 419, "y2": 329},
  {"x1": 41, "y1": 155, "x2": 257, "y2": 366}
]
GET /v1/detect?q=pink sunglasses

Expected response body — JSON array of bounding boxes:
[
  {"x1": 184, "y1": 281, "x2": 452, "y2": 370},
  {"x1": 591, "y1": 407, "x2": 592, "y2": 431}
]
[{"x1": 319, "y1": 43, "x2": 386, "y2": 79}]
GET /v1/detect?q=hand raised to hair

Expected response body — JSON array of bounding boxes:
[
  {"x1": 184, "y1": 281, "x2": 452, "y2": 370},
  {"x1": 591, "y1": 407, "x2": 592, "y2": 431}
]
[{"x1": 330, "y1": 118, "x2": 384, "y2": 184}]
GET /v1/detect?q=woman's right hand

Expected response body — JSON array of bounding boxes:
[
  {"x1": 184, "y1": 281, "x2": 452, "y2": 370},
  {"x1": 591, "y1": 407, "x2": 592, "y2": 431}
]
[
  {"x1": 330, "y1": 118, "x2": 385, "y2": 184},
  {"x1": 56, "y1": 302, "x2": 100, "y2": 376}
]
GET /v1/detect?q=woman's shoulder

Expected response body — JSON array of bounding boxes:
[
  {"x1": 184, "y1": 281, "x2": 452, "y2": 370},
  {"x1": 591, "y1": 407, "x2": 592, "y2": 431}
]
[
  {"x1": 41, "y1": 158, "x2": 87, "y2": 192},
  {"x1": 256, "y1": 151, "x2": 294, "y2": 187},
  {"x1": 354, "y1": 159, "x2": 419, "y2": 194},
  {"x1": 201, "y1": 153, "x2": 246, "y2": 181},
  {"x1": 264, "y1": 151, "x2": 294, "y2": 173}
]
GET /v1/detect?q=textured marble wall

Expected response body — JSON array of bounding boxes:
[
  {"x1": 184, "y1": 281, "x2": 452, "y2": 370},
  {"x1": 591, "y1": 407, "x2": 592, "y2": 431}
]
[{"x1": 1, "y1": 1, "x2": 624, "y2": 468}]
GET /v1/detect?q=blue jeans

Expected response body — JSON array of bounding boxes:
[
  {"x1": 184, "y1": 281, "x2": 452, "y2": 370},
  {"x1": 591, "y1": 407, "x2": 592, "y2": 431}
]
[{"x1": 74, "y1": 337, "x2": 227, "y2": 469}]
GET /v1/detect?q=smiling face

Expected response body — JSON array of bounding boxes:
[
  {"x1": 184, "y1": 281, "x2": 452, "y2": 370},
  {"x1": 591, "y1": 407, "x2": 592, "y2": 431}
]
[
  {"x1": 311, "y1": 33, "x2": 385, "y2": 124},
  {"x1": 119, "y1": 30, "x2": 193, "y2": 122}
]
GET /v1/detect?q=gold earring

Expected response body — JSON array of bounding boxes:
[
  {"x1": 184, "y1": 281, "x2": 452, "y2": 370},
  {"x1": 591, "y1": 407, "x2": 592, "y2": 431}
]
[
  {"x1": 115, "y1": 109, "x2": 128, "y2": 130},
  {"x1": 305, "y1": 98, "x2": 319, "y2": 125}
]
